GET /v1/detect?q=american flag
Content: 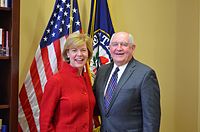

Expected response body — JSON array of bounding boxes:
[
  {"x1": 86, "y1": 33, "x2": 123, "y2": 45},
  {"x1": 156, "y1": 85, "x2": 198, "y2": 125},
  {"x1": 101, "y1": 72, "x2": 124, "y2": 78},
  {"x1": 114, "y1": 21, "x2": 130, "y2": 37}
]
[{"x1": 18, "y1": 0, "x2": 82, "y2": 131}]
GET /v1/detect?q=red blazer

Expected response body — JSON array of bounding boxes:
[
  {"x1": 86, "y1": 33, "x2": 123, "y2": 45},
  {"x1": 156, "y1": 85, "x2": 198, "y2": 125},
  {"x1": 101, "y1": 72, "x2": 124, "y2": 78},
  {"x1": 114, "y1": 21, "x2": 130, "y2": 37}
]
[{"x1": 40, "y1": 62, "x2": 95, "y2": 132}]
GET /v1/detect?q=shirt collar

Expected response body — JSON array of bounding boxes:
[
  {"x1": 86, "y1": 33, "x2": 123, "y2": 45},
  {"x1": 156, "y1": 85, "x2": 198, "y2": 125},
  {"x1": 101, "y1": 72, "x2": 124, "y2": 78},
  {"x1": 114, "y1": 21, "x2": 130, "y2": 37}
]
[{"x1": 113, "y1": 63, "x2": 128, "y2": 71}]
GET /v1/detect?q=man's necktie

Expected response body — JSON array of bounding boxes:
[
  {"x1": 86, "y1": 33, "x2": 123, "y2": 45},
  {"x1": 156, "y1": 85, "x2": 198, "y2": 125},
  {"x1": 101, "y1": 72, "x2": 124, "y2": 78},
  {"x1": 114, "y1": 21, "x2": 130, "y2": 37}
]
[{"x1": 104, "y1": 67, "x2": 120, "y2": 111}]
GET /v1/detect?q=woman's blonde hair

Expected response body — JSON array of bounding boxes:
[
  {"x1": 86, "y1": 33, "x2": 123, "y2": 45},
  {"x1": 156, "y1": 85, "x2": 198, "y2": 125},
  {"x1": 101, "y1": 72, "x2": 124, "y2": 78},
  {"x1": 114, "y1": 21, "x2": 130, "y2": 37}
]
[{"x1": 62, "y1": 32, "x2": 93, "y2": 62}]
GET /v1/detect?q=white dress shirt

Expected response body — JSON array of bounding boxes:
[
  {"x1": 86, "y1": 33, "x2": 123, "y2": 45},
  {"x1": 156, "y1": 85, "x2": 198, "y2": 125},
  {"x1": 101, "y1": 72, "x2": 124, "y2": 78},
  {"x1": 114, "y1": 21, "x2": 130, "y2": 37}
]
[{"x1": 104, "y1": 63, "x2": 128, "y2": 95}]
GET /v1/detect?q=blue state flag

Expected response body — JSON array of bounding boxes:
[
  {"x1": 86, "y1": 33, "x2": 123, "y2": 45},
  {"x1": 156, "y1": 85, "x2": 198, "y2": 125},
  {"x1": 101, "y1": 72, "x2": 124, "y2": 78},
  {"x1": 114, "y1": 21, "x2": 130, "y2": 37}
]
[{"x1": 88, "y1": 0, "x2": 115, "y2": 79}]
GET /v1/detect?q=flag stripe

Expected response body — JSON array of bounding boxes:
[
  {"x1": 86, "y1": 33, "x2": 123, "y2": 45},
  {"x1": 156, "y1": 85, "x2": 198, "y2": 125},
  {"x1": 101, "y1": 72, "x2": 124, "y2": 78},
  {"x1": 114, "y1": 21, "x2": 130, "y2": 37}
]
[
  {"x1": 24, "y1": 71, "x2": 40, "y2": 131},
  {"x1": 18, "y1": 0, "x2": 84, "y2": 131},
  {"x1": 47, "y1": 43, "x2": 58, "y2": 74},
  {"x1": 30, "y1": 58, "x2": 43, "y2": 105},
  {"x1": 41, "y1": 47, "x2": 53, "y2": 79},
  {"x1": 54, "y1": 39, "x2": 63, "y2": 71},
  {"x1": 19, "y1": 84, "x2": 37, "y2": 131},
  {"x1": 18, "y1": 97, "x2": 29, "y2": 132},
  {"x1": 53, "y1": 39, "x2": 62, "y2": 71},
  {"x1": 59, "y1": 36, "x2": 67, "y2": 56},
  {"x1": 18, "y1": 122, "x2": 23, "y2": 132},
  {"x1": 35, "y1": 47, "x2": 47, "y2": 92}
]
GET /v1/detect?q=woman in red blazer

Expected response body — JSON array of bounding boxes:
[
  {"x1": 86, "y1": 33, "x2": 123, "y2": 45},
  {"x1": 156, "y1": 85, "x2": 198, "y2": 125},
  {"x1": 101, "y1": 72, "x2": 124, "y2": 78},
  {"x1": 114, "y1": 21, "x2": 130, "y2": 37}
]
[{"x1": 39, "y1": 33, "x2": 95, "y2": 132}]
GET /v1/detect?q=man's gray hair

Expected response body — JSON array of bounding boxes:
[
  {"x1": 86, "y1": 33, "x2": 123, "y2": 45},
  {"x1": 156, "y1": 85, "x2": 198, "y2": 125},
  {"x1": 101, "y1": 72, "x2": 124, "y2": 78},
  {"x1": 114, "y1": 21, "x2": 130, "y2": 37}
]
[{"x1": 110, "y1": 32, "x2": 135, "y2": 45}]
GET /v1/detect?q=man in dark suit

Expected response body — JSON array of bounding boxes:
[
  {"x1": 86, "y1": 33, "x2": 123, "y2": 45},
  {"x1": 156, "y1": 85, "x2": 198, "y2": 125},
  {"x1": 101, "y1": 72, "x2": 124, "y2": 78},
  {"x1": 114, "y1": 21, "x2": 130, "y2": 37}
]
[{"x1": 93, "y1": 32, "x2": 161, "y2": 132}]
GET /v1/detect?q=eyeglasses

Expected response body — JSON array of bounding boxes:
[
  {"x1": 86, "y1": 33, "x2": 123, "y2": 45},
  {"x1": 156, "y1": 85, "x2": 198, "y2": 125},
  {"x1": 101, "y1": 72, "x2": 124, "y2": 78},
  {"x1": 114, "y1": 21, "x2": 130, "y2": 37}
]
[{"x1": 110, "y1": 42, "x2": 131, "y2": 47}]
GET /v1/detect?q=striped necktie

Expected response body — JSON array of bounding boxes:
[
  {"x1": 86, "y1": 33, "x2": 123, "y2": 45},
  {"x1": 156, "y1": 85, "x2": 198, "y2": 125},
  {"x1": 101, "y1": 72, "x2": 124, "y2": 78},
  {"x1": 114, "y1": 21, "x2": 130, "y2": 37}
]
[{"x1": 104, "y1": 67, "x2": 120, "y2": 111}]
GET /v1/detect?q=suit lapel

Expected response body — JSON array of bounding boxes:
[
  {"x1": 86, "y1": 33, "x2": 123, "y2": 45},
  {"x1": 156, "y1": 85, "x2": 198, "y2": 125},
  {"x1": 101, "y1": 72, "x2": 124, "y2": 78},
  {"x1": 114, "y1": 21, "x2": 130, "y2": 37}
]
[
  {"x1": 106, "y1": 58, "x2": 136, "y2": 114},
  {"x1": 101, "y1": 64, "x2": 113, "y2": 93},
  {"x1": 99, "y1": 63, "x2": 114, "y2": 114}
]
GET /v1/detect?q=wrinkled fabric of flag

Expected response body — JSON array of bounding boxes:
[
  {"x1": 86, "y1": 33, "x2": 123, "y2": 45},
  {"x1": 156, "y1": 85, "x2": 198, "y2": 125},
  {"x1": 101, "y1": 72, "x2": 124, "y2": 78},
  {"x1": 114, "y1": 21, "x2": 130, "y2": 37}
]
[
  {"x1": 18, "y1": 0, "x2": 83, "y2": 131},
  {"x1": 88, "y1": 0, "x2": 115, "y2": 81}
]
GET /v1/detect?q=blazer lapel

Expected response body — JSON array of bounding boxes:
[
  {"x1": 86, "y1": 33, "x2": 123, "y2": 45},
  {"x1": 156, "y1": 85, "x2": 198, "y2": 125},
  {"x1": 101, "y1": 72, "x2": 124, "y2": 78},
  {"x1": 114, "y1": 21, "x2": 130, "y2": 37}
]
[
  {"x1": 100, "y1": 64, "x2": 114, "y2": 114},
  {"x1": 106, "y1": 58, "x2": 136, "y2": 114}
]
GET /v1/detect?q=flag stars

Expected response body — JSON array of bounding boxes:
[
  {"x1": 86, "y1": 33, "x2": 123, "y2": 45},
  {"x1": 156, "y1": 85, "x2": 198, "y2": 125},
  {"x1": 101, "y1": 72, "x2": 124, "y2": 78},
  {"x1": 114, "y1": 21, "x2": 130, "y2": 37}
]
[
  {"x1": 56, "y1": 4, "x2": 60, "y2": 9},
  {"x1": 40, "y1": 1, "x2": 81, "y2": 46},
  {"x1": 64, "y1": 11, "x2": 68, "y2": 16},
  {"x1": 59, "y1": 7, "x2": 63, "y2": 12},
  {"x1": 52, "y1": 32, "x2": 56, "y2": 37},
  {"x1": 67, "y1": 24, "x2": 71, "y2": 29},
  {"x1": 46, "y1": 29, "x2": 50, "y2": 33},
  {"x1": 57, "y1": 15, "x2": 61, "y2": 20},
  {"x1": 43, "y1": 36, "x2": 47, "y2": 42},
  {"x1": 50, "y1": 20, "x2": 54, "y2": 25},
  {"x1": 73, "y1": 8, "x2": 77, "y2": 13},
  {"x1": 62, "y1": 0, "x2": 66, "y2": 3},
  {"x1": 66, "y1": 3, "x2": 70, "y2": 8},
  {"x1": 53, "y1": 13, "x2": 57, "y2": 17},
  {"x1": 61, "y1": 20, "x2": 65, "y2": 24},
  {"x1": 59, "y1": 28, "x2": 63, "y2": 33},
  {"x1": 75, "y1": 21, "x2": 80, "y2": 26},
  {"x1": 19, "y1": 1, "x2": 84, "y2": 125}
]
